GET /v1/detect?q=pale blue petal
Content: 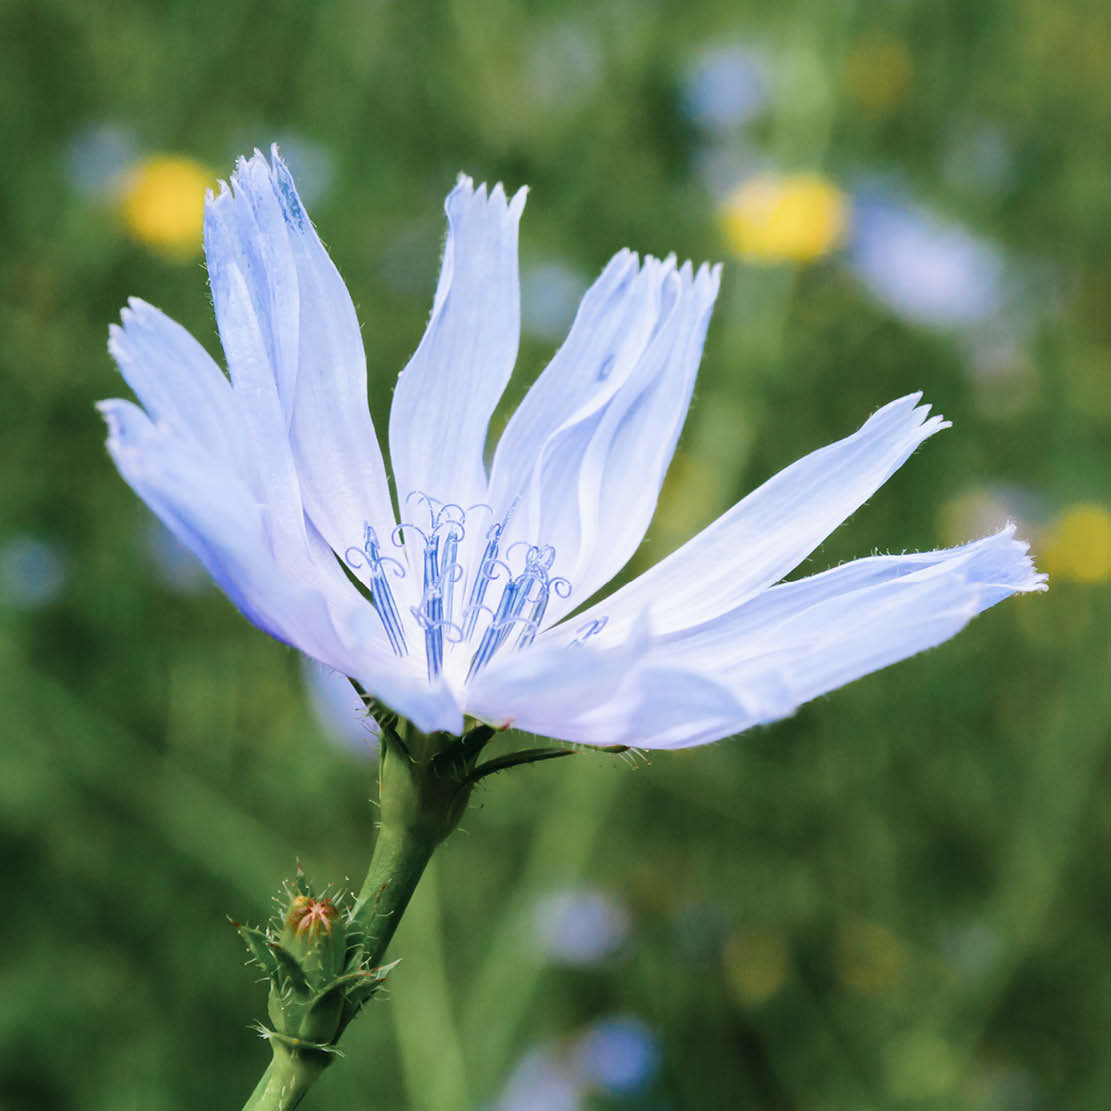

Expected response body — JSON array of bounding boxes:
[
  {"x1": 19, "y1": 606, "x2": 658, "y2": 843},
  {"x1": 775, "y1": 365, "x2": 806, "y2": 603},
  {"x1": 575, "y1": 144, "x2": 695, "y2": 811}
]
[
  {"x1": 205, "y1": 185, "x2": 316, "y2": 571},
  {"x1": 553, "y1": 261, "x2": 720, "y2": 621},
  {"x1": 99, "y1": 398, "x2": 344, "y2": 657},
  {"x1": 98, "y1": 399, "x2": 462, "y2": 734},
  {"x1": 663, "y1": 530, "x2": 1046, "y2": 746},
  {"x1": 389, "y1": 177, "x2": 527, "y2": 514},
  {"x1": 487, "y1": 249, "x2": 654, "y2": 514},
  {"x1": 464, "y1": 616, "x2": 746, "y2": 746},
  {"x1": 485, "y1": 256, "x2": 719, "y2": 630},
  {"x1": 652, "y1": 525, "x2": 1047, "y2": 682},
  {"x1": 472, "y1": 527, "x2": 1042, "y2": 748},
  {"x1": 108, "y1": 298, "x2": 248, "y2": 478},
  {"x1": 559, "y1": 394, "x2": 949, "y2": 644},
  {"x1": 551, "y1": 666, "x2": 748, "y2": 749},
  {"x1": 204, "y1": 149, "x2": 396, "y2": 567},
  {"x1": 271, "y1": 151, "x2": 398, "y2": 557},
  {"x1": 463, "y1": 614, "x2": 656, "y2": 730}
]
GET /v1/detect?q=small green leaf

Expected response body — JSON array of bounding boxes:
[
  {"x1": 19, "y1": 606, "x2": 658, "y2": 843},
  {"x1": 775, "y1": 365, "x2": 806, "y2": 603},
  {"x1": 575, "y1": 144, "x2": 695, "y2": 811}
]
[
  {"x1": 298, "y1": 984, "x2": 345, "y2": 1044},
  {"x1": 467, "y1": 747, "x2": 575, "y2": 784},
  {"x1": 291, "y1": 862, "x2": 311, "y2": 898},
  {"x1": 232, "y1": 920, "x2": 281, "y2": 980},
  {"x1": 267, "y1": 942, "x2": 311, "y2": 997}
]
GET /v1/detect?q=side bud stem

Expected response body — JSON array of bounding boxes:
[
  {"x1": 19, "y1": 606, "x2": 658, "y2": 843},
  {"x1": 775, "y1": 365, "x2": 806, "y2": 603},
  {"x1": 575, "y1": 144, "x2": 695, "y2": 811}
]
[{"x1": 241, "y1": 720, "x2": 481, "y2": 1109}]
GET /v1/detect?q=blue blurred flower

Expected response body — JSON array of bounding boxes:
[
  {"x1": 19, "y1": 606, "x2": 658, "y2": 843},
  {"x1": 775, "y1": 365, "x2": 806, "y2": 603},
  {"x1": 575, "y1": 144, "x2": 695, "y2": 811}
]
[
  {"x1": 64, "y1": 122, "x2": 137, "y2": 197},
  {"x1": 572, "y1": 1015, "x2": 660, "y2": 1095},
  {"x1": 0, "y1": 535, "x2": 67, "y2": 609},
  {"x1": 681, "y1": 44, "x2": 770, "y2": 132},
  {"x1": 100, "y1": 148, "x2": 1045, "y2": 745},
  {"x1": 520, "y1": 260, "x2": 587, "y2": 341},
  {"x1": 849, "y1": 190, "x2": 1006, "y2": 327},
  {"x1": 498, "y1": 1016, "x2": 659, "y2": 1111}
]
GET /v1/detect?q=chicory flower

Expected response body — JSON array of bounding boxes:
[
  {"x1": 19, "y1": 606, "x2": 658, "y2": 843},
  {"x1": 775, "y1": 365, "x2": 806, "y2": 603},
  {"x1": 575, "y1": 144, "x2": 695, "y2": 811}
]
[{"x1": 100, "y1": 147, "x2": 1045, "y2": 746}]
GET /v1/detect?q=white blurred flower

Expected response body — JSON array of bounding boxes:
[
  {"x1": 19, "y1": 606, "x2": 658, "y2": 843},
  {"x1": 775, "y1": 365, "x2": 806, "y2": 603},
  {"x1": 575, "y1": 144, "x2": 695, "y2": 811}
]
[
  {"x1": 498, "y1": 1045, "x2": 582, "y2": 1111},
  {"x1": 849, "y1": 190, "x2": 1006, "y2": 327},
  {"x1": 943, "y1": 123, "x2": 1015, "y2": 195},
  {"x1": 938, "y1": 918, "x2": 1005, "y2": 981},
  {"x1": 524, "y1": 23, "x2": 602, "y2": 111},
  {"x1": 962, "y1": 328, "x2": 1039, "y2": 419},
  {"x1": 533, "y1": 888, "x2": 630, "y2": 965},
  {"x1": 498, "y1": 1015, "x2": 660, "y2": 1111},
  {"x1": 937, "y1": 484, "x2": 1041, "y2": 550},
  {"x1": 968, "y1": 1063, "x2": 1040, "y2": 1111}
]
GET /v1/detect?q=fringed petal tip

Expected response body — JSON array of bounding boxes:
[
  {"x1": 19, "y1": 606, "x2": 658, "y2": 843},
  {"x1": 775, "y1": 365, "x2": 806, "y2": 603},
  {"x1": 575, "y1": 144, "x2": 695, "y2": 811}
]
[
  {"x1": 96, "y1": 398, "x2": 147, "y2": 447},
  {"x1": 203, "y1": 146, "x2": 298, "y2": 221},
  {"x1": 105, "y1": 297, "x2": 155, "y2": 348},
  {"x1": 448, "y1": 173, "x2": 528, "y2": 220},
  {"x1": 881, "y1": 391, "x2": 952, "y2": 445},
  {"x1": 702, "y1": 259, "x2": 724, "y2": 288},
  {"x1": 598, "y1": 253, "x2": 720, "y2": 306},
  {"x1": 919, "y1": 523, "x2": 1049, "y2": 616},
  {"x1": 97, "y1": 401, "x2": 169, "y2": 481},
  {"x1": 992, "y1": 521, "x2": 1049, "y2": 593}
]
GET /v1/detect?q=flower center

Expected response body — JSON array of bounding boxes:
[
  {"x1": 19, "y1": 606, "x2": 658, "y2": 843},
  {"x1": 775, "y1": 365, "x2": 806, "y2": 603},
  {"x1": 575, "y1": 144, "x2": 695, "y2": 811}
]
[
  {"x1": 344, "y1": 494, "x2": 572, "y2": 683},
  {"x1": 287, "y1": 894, "x2": 338, "y2": 938}
]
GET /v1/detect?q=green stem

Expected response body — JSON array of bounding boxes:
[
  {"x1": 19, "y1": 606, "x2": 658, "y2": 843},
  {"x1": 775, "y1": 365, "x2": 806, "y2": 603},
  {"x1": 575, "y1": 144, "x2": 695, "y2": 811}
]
[
  {"x1": 239, "y1": 724, "x2": 481, "y2": 1110},
  {"x1": 352, "y1": 818, "x2": 436, "y2": 966},
  {"x1": 241, "y1": 1045, "x2": 328, "y2": 1111}
]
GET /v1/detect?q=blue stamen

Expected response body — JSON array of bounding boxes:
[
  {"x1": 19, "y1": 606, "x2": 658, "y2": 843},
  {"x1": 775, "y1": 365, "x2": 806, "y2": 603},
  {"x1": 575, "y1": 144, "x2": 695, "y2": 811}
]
[
  {"x1": 462, "y1": 524, "x2": 503, "y2": 641},
  {"x1": 346, "y1": 525, "x2": 408, "y2": 657},
  {"x1": 468, "y1": 546, "x2": 564, "y2": 677},
  {"x1": 467, "y1": 573, "x2": 526, "y2": 680},
  {"x1": 440, "y1": 526, "x2": 460, "y2": 629},
  {"x1": 352, "y1": 496, "x2": 572, "y2": 681},
  {"x1": 421, "y1": 534, "x2": 443, "y2": 680}
]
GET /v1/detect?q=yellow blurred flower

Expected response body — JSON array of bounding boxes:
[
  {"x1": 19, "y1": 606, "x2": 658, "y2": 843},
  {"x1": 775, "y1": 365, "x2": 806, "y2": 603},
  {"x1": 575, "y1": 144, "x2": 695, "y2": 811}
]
[
  {"x1": 844, "y1": 31, "x2": 913, "y2": 114},
  {"x1": 653, "y1": 450, "x2": 723, "y2": 546},
  {"x1": 835, "y1": 918, "x2": 906, "y2": 996},
  {"x1": 119, "y1": 153, "x2": 213, "y2": 259},
  {"x1": 937, "y1": 488, "x2": 1016, "y2": 548},
  {"x1": 722, "y1": 927, "x2": 790, "y2": 1005},
  {"x1": 720, "y1": 173, "x2": 848, "y2": 264},
  {"x1": 1042, "y1": 504, "x2": 1111, "y2": 583}
]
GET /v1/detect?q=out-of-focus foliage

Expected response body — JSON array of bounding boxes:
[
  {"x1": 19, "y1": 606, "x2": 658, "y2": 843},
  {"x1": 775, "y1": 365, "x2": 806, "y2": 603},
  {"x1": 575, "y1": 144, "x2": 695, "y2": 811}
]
[{"x1": 1, "y1": 0, "x2": 1108, "y2": 1108}]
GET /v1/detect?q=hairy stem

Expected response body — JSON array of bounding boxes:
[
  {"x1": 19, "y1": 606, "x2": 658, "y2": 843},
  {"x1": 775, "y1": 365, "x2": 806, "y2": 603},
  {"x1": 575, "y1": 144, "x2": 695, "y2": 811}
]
[
  {"x1": 352, "y1": 819, "x2": 436, "y2": 966},
  {"x1": 240, "y1": 724, "x2": 474, "y2": 1110},
  {"x1": 241, "y1": 1046, "x2": 329, "y2": 1111}
]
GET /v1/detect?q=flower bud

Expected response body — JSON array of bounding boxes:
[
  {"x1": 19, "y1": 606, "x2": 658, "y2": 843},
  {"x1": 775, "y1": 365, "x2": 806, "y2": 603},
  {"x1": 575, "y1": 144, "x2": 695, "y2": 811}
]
[{"x1": 280, "y1": 894, "x2": 346, "y2": 984}]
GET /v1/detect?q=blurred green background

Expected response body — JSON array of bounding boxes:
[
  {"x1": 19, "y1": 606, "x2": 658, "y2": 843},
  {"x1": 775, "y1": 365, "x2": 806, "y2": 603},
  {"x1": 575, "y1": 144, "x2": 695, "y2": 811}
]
[{"x1": 2, "y1": 0, "x2": 1109, "y2": 1108}]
